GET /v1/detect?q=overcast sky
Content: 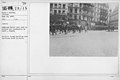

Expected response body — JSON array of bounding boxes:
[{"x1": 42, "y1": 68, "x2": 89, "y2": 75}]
[{"x1": 108, "y1": 3, "x2": 119, "y2": 11}]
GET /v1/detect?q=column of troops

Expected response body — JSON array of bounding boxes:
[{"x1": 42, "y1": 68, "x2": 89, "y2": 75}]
[{"x1": 50, "y1": 21, "x2": 88, "y2": 35}]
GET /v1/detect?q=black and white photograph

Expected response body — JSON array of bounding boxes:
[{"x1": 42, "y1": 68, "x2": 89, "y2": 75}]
[
  {"x1": 1, "y1": 0, "x2": 120, "y2": 80},
  {"x1": 50, "y1": 3, "x2": 118, "y2": 57}
]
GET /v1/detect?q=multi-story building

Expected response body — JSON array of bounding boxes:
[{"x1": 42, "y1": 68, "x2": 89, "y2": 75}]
[
  {"x1": 50, "y1": 3, "x2": 68, "y2": 23},
  {"x1": 67, "y1": 3, "x2": 109, "y2": 26},
  {"x1": 50, "y1": 3, "x2": 68, "y2": 15},
  {"x1": 109, "y1": 5, "x2": 119, "y2": 29},
  {"x1": 93, "y1": 3, "x2": 109, "y2": 25},
  {"x1": 67, "y1": 3, "x2": 94, "y2": 25},
  {"x1": 67, "y1": 3, "x2": 82, "y2": 21},
  {"x1": 92, "y1": 3, "x2": 100, "y2": 23},
  {"x1": 50, "y1": 3, "x2": 109, "y2": 26},
  {"x1": 99, "y1": 3, "x2": 109, "y2": 24}
]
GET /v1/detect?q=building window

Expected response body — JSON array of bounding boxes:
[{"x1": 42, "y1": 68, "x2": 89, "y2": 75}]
[
  {"x1": 54, "y1": 4, "x2": 57, "y2": 8},
  {"x1": 70, "y1": 8, "x2": 72, "y2": 13},
  {"x1": 79, "y1": 9, "x2": 81, "y2": 12},
  {"x1": 54, "y1": 10, "x2": 57, "y2": 14},
  {"x1": 75, "y1": 8, "x2": 77, "y2": 13},
  {"x1": 69, "y1": 3, "x2": 73, "y2": 6},
  {"x1": 81, "y1": 16, "x2": 83, "y2": 20},
  {"x1": 63, "y1": 4, "x2": 66, "y2": 9},
  {"x1": 62, "y1": 10, "x2": 65, "y2": 14},
  {"x1": 74, "y1": 3, "x2": 78, "y2": 7},
  {"x1": 50, "y1": 3, "x2": 53, "y2": 8},
  {"x1": 79, "y1": 3, "x2": 82, "y2": 7},
  {"x1": 74, "y1": 15, "x2": 77, "y2": 19},
  {"x1": 58, "y1": 10, "x2": 61, "y2": 13},
  {"x1": 58, "y1": 4, "x2": 61, "y2": 8},
  {"x1": 79, "y1": 16, "x2": 81, "y2": 20}
]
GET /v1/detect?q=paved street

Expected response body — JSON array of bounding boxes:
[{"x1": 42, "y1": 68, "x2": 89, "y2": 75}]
[{"x1": 50, "y1": 30, "x2": 118, "y2": 57}]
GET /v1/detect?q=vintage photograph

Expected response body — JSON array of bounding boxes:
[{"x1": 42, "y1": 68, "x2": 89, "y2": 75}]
[{"x1": 50, "y1": 3, "x2": 118, "y2": 57}]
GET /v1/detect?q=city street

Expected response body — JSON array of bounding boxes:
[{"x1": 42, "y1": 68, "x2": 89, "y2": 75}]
[{"x1": 50, "y1": 30, "x2": 118, "y2": 57}]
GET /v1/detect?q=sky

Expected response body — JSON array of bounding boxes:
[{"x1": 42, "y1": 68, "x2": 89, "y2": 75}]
[{"x1": 108, "y1": 3, "x2": 119, "y2": 11}]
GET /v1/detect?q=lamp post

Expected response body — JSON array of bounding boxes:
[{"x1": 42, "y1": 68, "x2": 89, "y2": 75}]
[
  {"x1": 109, "y1": 9, "x2": 112, "y2": 23},
  {"x1": 108, "y1": 9, "x2": 112, "y2": 31}
]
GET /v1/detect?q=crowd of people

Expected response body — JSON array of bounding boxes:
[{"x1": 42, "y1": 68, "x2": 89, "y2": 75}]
[
  {"x1": 50, "y1": 22, "x2": 116, "y2": 35},
  {"x1": 50, "y1": 23, "x2": 88, "y2": 35}
]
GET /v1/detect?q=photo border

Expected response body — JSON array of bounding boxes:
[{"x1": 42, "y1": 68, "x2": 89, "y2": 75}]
[{"x1": 27, "y1": 0, "x2": 120, "y2": 77}]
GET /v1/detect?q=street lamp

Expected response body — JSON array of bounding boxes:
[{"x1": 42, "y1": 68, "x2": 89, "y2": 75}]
[
  {"x1": 108, "y1": 9, "x2": 112, "y2": 31},
  {"x1": 109, "y1": 9, "x2": 112, "y2": 24}
]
